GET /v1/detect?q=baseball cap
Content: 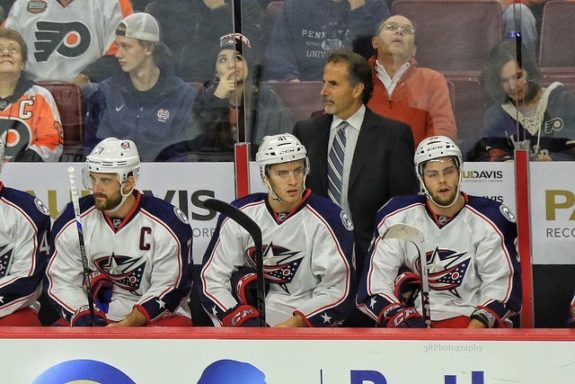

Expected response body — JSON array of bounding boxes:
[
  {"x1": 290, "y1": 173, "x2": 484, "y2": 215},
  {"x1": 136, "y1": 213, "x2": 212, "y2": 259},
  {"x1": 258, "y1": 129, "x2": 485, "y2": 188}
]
[
  {"x1": 116, "y1": 13, "x2": 160, "y2": 42},
  {"x1": 219, "y1": 33, "x2": 251, "y2": 51}
]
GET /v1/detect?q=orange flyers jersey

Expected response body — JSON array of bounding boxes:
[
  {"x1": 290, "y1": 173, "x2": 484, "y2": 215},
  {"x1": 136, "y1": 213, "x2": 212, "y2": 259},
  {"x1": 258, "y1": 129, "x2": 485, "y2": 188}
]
[
  {"x1": 4, "y1": 0, "x2": 133, "y2": 82},
  {"x1": 0, "y1": 84, "x2": 63, "y2": 162}
]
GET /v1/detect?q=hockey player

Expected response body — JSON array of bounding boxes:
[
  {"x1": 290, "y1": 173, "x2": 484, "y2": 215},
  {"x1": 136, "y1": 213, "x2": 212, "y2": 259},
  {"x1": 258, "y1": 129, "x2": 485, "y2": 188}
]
[
  {"x1": 357, "y1": 136, "x2": 521, "y2": 328},
  {"x1": 0, "y1": 135, "x2": 51, "y2": 326},
  {"x1": 47, "y1": 137, "x2": 193, "y2": 327},
  {"x1": 200, "y1": 133, "x2": 355, "y2": 327}
]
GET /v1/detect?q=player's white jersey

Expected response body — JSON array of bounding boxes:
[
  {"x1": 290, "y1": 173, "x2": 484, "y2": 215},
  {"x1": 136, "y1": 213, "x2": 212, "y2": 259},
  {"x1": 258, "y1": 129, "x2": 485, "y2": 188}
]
[
  {"x1": 4, "y1": 0, "x2": 133, "y2": 82},
  {"x1": 47, "y1": 191, "x2": 192, "y2": 322},
  {"x1": 0, "y1": 183, "x2": 50, "y2": 318},
  {"x1": 200, "y1": 190, "x2": 355, "y2": 327},
  {"x1": 357, "y1": 193, "x2": 521, "y2": 323}
]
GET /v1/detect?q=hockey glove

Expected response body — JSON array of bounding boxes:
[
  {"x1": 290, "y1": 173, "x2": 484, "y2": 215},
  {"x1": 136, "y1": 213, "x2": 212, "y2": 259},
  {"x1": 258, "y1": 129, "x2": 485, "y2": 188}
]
[
  {"x1": 222, "y1": 304, "x2": 262, "y2": 327},
  {"x1": 379, "y1": 304, "x2": 426, "y2": 328},
  {"x1": 231, "y1": 267, "x2": 270, "y2": 307},
  {"x1": 90, "y1": 272, "x2": 113, "y2": 313},
  {"x1": 71, "y1": 306, "x2": 108, "y2": 327},
  {"x1": 394, "y1": 271, "x2": 421, "y2": 307}
]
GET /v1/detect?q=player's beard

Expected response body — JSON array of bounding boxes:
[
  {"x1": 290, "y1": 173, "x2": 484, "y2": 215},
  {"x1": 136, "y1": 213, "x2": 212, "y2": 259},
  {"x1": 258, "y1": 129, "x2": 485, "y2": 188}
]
[
  {"x1": 94, "y1": 193, "x2": 123, "y2": 211},
  {"x1": 429, "y1": 188, "x2": 458, "y2": 207}
]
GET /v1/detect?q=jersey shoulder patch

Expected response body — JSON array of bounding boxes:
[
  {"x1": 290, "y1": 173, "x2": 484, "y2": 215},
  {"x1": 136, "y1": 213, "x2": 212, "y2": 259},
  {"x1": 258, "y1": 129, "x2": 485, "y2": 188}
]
[
  {"x1": 174, "y1": 206, "x2": 189, "y2": 225},
  {"x1": 34, "y1": 197, "x2": 50, "y2": 216},
  {"x1": 340, "y1": 211, "x2": 354, "y2": 231},
  {"x1": 499, "y1": 204, "x2": 516, "y2": 223}
]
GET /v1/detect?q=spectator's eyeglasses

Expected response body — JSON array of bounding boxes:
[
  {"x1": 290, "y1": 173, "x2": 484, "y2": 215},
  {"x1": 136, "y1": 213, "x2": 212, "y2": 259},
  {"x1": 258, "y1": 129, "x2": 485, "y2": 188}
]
[
  {"x1": 0, "y1": 45, "x2": 21, "y2": 55},
  {"x1": 382, "y1": 23, "x2": 415, "y2": 35}
]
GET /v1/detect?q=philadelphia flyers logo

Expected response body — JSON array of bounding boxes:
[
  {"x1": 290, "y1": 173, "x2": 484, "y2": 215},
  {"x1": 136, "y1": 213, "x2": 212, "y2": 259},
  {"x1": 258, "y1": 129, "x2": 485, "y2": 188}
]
[
  {"x1": 34, "y1": 21, "x2": 91, "y2": 62},
  {"x1": 0, "y1": 118, "x2": 32, "y2": 159}
]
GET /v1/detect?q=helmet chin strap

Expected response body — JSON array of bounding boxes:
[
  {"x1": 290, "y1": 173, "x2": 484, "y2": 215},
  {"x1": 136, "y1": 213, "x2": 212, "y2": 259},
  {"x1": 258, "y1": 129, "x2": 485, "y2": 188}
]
[{"x1": 104, "y1": 181, "x2": 135, "y2": 215}]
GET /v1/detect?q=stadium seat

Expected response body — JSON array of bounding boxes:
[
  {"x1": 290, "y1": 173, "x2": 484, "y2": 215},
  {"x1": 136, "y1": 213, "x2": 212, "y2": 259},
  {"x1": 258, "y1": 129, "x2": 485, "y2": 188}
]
[
  {"x1": 538, "y1": 0, "x2": 575, "y2": 70},
  {"x1": 445, "y1": 74, "x2": 487, "y2": 160},
  {"x1": 262, "y1": 1, "x2": 285, "y2": 56},
  {"x1": 36, "y1": 81, "x2": 84, "y2": 162},
  {"x1": 263, "y1": 81, "x2": 324, "y2": 123},
  {"x1": 391, "y1": 0, "x2": 502, "y2": 75}
]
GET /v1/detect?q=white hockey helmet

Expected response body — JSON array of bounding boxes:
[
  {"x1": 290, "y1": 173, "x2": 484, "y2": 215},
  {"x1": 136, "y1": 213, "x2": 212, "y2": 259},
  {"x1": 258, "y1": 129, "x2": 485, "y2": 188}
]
[
  {"x1": 256, "y1": 134, "x2": 309, "y2": 201},
  {"x1": 256, "y1": 133, "x2": 309, "y2": 177},
  {"x1": 86, "y1": 137, "x2": 141, "y2": 183},
  {"x1": 414, "y1": 136, "x2": 462, "y2": 176}
]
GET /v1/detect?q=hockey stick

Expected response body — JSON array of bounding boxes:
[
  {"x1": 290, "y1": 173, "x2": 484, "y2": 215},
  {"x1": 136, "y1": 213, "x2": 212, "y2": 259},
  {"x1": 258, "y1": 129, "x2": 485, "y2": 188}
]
[
  {"x1": 68, "y1": 167, "x2": 97, "y2": 325},
  {"x1": 204, "y1": 199, "x2": 267, "y2": 327},
  {"x1": 382, "y1": 223, "x2": 431, "y2": 328},
  {"x1": 204, "y1": 198, "x2": 266, "y2": 327}
]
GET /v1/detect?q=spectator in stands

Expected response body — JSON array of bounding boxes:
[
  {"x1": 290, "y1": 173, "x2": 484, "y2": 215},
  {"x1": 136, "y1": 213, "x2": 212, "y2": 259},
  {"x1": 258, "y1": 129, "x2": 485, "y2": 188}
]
[
  {"x1": 0, "y1": 29, "x2": 63, "y2": 162},
  {"x1": 145, "y1": 0, "x2": 263, "y2": 83},
  {"x1": 4, "y1": 0, "x2": 133, "y2": 86},
  {"x1": 83, "y1": 13, "x2": 199, "y2": 162},
  {"x1": 0, "y1": 137, "x2": 51, "y2": 326},
  {"x1": 367, "y1": 15, "x2": 457, "y2": 147},
  {"x1": 475, "y1": 39, "x2": 575, "y2": 161},
  {"x1": 263, "y1": 0, "x2": 389, "y2": 82},
  {"x1": 157, "y1": 33, "x2": 292, "y2": 161}
]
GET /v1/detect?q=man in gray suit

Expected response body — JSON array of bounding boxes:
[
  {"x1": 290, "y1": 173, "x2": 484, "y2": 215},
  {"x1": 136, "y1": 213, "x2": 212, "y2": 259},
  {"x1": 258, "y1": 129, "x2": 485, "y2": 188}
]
[{"x1": 293, "y1": 50, "x2": 418, "y2": 285}]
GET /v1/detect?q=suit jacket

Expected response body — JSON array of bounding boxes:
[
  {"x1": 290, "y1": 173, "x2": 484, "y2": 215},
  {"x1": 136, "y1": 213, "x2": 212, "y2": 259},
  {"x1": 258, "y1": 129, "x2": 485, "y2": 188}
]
[{"x1": 293, "y1": 108, "x2": 419, "y2": 276}]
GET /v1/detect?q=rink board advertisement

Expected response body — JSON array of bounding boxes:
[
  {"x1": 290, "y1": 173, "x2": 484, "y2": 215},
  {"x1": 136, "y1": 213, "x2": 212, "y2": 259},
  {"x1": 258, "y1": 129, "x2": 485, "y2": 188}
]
[
  {"x1": 1, "y1": 162, "x2": 573, "y2": 264},
  {"x1": 3, "y1": 336, "x2": 575, "y2": 383}
]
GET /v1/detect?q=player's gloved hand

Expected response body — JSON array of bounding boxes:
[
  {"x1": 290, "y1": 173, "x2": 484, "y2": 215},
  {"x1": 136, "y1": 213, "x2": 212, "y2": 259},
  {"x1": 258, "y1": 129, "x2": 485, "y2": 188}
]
[
  {"x1": 90, "y1": 272, "x2": 113, "y2": 313},
  {"x1": 223, "y1": 304, "x2": 263, "y2": 327},
  {"x1": 567, "y1": 303, "x2": 575, "y2": 328},
  {"x1": 71, "y1": 306, "x2": 108, "y2": 327},
  {"x1": 394, "y1": 271, "x2": 421, "y2": 306},
  {"x1": 231, "y1": 267, "x2": 270, "y2": 307},
  {"x1": 379, "y1": 304, "x2": 426, "y2": 328}
]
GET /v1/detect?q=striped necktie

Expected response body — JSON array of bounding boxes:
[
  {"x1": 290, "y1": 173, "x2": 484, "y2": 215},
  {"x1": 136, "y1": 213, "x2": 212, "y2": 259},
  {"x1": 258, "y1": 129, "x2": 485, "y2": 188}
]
[{"x1": 328, "y1": 121, "x2": 348, "y2": 205}]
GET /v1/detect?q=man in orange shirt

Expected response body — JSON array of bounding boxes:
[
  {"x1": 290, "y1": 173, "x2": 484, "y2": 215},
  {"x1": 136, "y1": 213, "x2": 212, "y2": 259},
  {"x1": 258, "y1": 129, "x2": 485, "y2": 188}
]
[{"x1": 367, "y1": 15, "x2": 457, "y2": 147}]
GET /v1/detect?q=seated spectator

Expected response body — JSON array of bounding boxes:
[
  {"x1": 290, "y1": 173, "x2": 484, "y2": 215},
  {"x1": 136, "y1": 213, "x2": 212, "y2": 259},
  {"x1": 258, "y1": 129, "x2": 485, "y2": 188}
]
[
  {"x1": 145, "y1": 0, "x2": 263, "y2": 83},
  {"x1": 0, "y1": 29, "x2": 63, "y2": 162},
  {"x1": 83, "y1": 13, "x2": 199, "y2": 162},
  {"x1": 4, "y1": 0, "x2": 133, "y2": 86},
  {"x1": 473, "y1": 39, "x2": 575, "y2": 161},
  {"x1": 263, "y1": 0, "x2": 389, "y2": 82},
  {"x1": 157, "y1": 33, "x2": 293, "y2": 161},
  {"x1": 367, "y1": 15, "x2": 457, "y2": 147}
]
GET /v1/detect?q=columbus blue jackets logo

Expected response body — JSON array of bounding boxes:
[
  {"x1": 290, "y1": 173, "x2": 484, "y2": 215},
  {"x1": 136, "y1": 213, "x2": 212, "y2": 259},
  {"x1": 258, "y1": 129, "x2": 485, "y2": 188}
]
[
  {"x1": 425, "y1": 247, "x2": 470, "y2": 298},
  {"x1": 34, "y1": 21, "x2": 91, "y2": 61},
  {"x1": 246, "y1": 243, "x2": 303, "y2": 292},
  {"x1": 94, "y1": 254, "x2": 146, "y2": 291}
]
